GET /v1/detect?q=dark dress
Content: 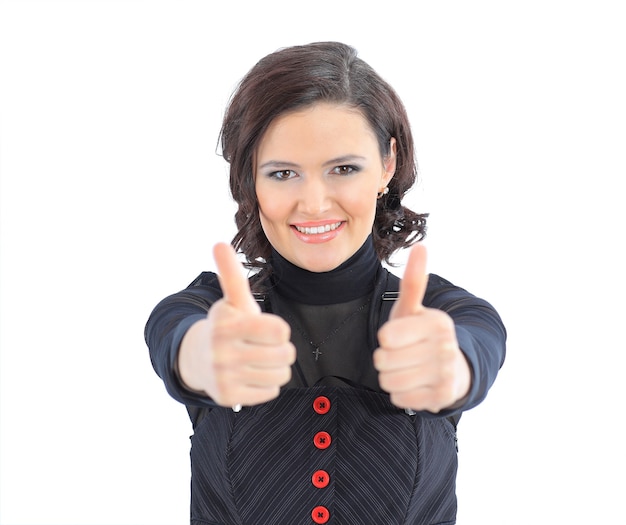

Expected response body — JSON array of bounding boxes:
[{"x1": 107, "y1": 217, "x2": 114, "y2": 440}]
[{"x1": 145, "y1": 238, "x2": 506, "y2": 524}]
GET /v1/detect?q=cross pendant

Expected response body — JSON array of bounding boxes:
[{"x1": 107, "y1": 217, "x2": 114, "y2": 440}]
[{"x1": 312, "y1": 347, "x2": 323, "y2": 361}]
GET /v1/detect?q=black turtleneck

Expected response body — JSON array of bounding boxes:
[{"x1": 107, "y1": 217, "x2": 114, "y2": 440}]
[
  {"x1": 269, "y1": 234, "x2": 380, "y2": 305},
  {"x1": 266, "y1": 236, "x2": 383, "y2": 389}
]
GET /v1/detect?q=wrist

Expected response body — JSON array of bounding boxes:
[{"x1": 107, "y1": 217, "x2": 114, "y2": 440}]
[{"x1": 177, "y1": 318, "x2": 210, "y2": 395}]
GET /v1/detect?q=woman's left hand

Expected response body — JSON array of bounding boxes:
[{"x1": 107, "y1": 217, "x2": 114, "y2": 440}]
[{"x1": 373, "y1": 244, "x2": 471, "y2": 413}]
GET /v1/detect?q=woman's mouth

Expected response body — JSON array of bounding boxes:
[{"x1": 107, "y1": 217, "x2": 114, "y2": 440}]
[
  {"x1": 291, "y1": 221, "x2": 345, "y2": 243},
  {"x1": 293, "y1": 221, "x2": 343, "y2": 235}
]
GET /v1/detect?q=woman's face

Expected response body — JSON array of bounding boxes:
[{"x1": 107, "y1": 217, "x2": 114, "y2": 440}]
[{"x1": 254, "y1": 103, "x2": 396, "y2": 272}]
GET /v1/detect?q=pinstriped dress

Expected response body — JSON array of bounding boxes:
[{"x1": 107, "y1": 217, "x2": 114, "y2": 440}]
[
  {"x1": 189, "y1": 386, "x2": 458, "y2": 525},
  {"x1": 144, "y1": 238, "x2": 506, "y2": 525}
]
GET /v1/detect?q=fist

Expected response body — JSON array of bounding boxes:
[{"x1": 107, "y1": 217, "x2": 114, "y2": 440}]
[
  {"x1": 373, "y1": 244, "x2": 471, "y2": 413},
  {"x1": 178, "y1": 243, "x2": 296, "y2": 407}
]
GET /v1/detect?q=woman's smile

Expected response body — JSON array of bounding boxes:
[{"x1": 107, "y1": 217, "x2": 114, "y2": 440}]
[
  {"x1": 254, "y1": 103, "x2": 396, "y2": 272},
  {"x1": 291, "y1": 220, "x2": 345, "y2": 242}
]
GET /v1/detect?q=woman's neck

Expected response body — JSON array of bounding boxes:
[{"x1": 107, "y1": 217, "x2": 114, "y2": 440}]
[{"x1": 269, "y1": 235, "x2": 380, "y2": 305}]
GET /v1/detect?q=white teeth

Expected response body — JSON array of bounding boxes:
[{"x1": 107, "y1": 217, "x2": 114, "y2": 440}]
[{"x1": 295, "y1": 222, "x2": 342, "y2": 235}]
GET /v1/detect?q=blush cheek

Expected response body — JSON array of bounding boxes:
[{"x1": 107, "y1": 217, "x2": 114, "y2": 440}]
[
  {"x1": 345, "y1": 194, "x2": 377, "y2": 236},
  {"x1": 258, "y1": 209, "x2": 282, "y2": 247}
]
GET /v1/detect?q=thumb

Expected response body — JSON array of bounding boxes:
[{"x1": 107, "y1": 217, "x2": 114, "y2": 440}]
[
  {"x1": 390, "y1": 243, "x2": 429, "y2": 319},
  {"x1": 213, "y1": 243, "x2": 260, "y2": 314}
]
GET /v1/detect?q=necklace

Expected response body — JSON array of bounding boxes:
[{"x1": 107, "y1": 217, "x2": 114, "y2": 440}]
[{"x1": 283, "y1": 297, "x2": 371, "y2": 361}]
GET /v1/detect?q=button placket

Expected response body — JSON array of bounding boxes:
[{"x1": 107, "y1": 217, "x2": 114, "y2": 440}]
[{"x1": 311, "y1": 395, "x2": 333, "y2": 523}]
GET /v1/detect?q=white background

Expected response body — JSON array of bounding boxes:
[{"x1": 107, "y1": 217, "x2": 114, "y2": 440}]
[{"x1": 1, "y1": 1, "x2": 625, "y2": 524}]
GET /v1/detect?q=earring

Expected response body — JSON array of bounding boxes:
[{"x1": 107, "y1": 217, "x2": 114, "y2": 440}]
[{"x1": 377, "y1": 187, "x2": 389, "y2": 199}]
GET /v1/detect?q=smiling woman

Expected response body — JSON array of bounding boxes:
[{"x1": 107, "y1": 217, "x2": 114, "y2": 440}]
[
  {"x1": 255, "y1": 103, "x2": 396, "y2": 272},
  {"x1": 220, "y1": 42, "x2": 428, "y2": 272},
  {"x1": 144, "y1": 41, "x2": 506, "y2": 525}
]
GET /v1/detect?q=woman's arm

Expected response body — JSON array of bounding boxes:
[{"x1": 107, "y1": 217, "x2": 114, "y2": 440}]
[
  {"x1": 144, "y1": 244, "x2": 296, "y2": 409},
  {"x1": 144, "y1": 278, "x2": 220, "y2": 407}
]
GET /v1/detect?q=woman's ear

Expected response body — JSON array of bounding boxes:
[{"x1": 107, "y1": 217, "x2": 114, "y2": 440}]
[{"x1": 382, "y1": 137, "x2": 397, "y2": 186}]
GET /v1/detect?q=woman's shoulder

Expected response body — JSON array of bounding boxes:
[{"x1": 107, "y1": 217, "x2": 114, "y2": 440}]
[
  {"x1": 187, "y1": 271, "x2": 220, "y2": 289},
  {"x1": 384, "y1": 266, "x2": 465, "y2": 296},
  {"x1": 149, "y1": 272, "x2": 223, "y2": 316},
  {"x1": 386, "y1": 266, "x2": 491, "y2": 311}
]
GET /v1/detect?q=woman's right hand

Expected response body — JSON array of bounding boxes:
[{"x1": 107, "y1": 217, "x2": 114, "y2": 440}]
[{"x1": 177, "y1": 243, "x2": 296, "y2": 407}]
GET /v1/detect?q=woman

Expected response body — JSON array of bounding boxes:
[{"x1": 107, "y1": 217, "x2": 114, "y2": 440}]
[{"x1": 145, "y1": 41, "x2": 506, "y2": 525}]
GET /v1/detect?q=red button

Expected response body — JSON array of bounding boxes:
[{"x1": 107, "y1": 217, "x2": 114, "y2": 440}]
[
  {"x1": 313, "y1": 431, "x2": 331, "y2": 449},
  {"x1": 313, "y1": 396, "x2": 331, "y2": 414},
  {"x1": 312, "y1": 469, "x2": 330, "y2": 488},
  {"x1": 311, "y1": 505, "x2": 330, "y2": 524}
]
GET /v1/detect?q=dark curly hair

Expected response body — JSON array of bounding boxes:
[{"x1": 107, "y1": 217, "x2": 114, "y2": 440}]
[{"x1": 219, "y1": 41, "x2": 427, "y2": 270}]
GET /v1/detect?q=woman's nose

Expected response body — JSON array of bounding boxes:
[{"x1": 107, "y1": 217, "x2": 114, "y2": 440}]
[{"x1": 298, "y1": 177, "x2": 332, "y2": 215}]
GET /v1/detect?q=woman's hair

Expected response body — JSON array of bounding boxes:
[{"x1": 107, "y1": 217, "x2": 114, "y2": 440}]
[{"x1": 219, "y1": 41, "x2": 427, "y2": 270}]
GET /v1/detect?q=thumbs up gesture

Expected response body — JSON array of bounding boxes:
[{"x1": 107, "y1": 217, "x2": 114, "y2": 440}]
[
  {"x1": 373, "y1": 244, "x2": 471, "y2": 413},
  {"x1": 177, "y1": 243, "x2": 296, "y2": 407}
]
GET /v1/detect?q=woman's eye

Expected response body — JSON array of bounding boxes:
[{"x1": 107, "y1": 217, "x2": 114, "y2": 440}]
[
  {"x1": 332, "y1": 165, "x2": 359, "y2": 176},
  {"x1": 269, "y1": 170, "x2": 297, "y2": 180}
]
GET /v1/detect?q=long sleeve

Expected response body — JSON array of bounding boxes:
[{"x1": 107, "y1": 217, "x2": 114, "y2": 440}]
[
  {"x1": 145, "y1": 269, "x2": 506, "y2": 415},
  {"x1": 144, "y1": 272, "x2": 223, "y2": 407},
  {"x1": 423, "y1": 273, "x2": 507, "y2": 416}
]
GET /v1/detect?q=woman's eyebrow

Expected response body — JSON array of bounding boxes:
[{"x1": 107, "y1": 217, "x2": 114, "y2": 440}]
[
  {"x1": 322, "y1": 155, "x2": 367, "y2": 167},
  {"x1": 258, "y1": 160, "x2": 301, "y2": 170},
  {"x1": 258, "y1": 155, "x2": 367, "y2": 170}
]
